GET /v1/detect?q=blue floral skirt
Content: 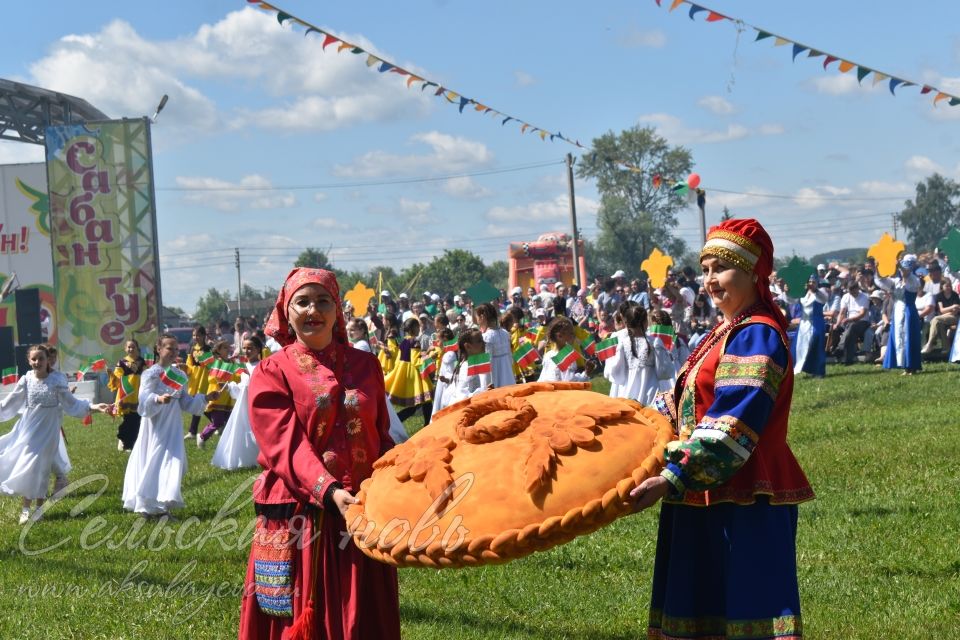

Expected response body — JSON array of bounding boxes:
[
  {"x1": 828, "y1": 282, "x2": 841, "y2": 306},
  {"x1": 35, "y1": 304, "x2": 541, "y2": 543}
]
[{"x1": 648, "y1": 497, "x2": 803, "y2": 639}]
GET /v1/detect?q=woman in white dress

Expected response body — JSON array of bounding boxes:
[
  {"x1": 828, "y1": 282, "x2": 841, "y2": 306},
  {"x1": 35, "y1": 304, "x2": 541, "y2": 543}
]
[
  {"x1": 875, "y1": 255, "x2": 923, "y2": 374},
  {"x1": 793, "y1": 276, "x2": 829, "y2": 377},
  {"x1": 474, "y1": 303, "x2": 516, "y2": 388},
  {"x1": 122, "y1": 334, "x2": 219, "y2": 517},
  {"x1": 211, "y1": 336, "x2": 263, "y2": 470},
  {"x1": 347, "y1": 318, "x2": 409, "y2": 443},
  {"x1": 605, "y1": 302, "x2": 658, "y2": 404},
  {"x1": 539, "y1": 316, "x2": 593, "y2": 383},
  {"x1": 444, "y1": 328, "x2": 492, "y2": 405},
  {"x1": 0, "y1": 345, "x2": 108, "y2": 524}
]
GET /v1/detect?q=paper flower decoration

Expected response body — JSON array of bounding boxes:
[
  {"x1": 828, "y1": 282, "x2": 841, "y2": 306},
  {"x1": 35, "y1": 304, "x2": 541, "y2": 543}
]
[
  {"x1": 867, "y1": 232, "x2": 906, "y2": 277},
  {"x1": 777, "y1": 257, "x2": 815, "y2": 297},
  {"x1": 344, "y1": 281, "x2": 376, "y2": 312},
  {"x1": 641, "y1": 248, "x2": 674, "y2": 288},
  {"x1": 938, "y1": 228, "x2": 960, "y2": 267}
]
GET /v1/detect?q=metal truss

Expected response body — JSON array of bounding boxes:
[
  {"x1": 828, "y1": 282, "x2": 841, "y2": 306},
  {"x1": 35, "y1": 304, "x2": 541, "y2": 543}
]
[{"x1": 0, "y1": 78, "x2": 107, "y2": 146}]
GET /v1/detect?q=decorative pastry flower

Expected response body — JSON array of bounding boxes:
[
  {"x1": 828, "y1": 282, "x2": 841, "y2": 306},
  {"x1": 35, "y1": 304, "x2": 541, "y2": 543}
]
[
  {"x1": 374, "y1": 435, "x2": 457, "y2": 510},
  {"x1": 524, "y1": 411, "x2": 599, "y2": 494}
]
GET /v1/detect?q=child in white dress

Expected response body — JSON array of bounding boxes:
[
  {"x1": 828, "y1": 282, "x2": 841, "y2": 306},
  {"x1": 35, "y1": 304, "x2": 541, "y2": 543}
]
[
  {"x1": 122, "y1": 334, "x2": 219, "y2": 518},
  {"x1": 605, "y1": 302, "x2": 658, "y2": 404},
  {"x1": 431, "y1": 328, "x2": 458, "y2": 415},
  {"x1": 347, "y1": 318, "x2": 409, "y2": 444},
  {"x1": 0, "y1": 345, "x2": 109, "y2": 524},
  {"x1": 211, "y1": 336, "x2": 262, "y2": 470},
  {"x1": 443, "y1": 329, "x2": 492, "y2": 406},
  {"x1": 539, "y1": 316, "x2": 593, "y2": 382},
  {"x1": 474, "y1": 303, "x2": 516, "y2": 388}
]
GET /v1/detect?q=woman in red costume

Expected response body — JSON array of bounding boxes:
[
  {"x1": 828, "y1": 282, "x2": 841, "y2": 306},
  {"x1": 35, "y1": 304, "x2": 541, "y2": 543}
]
[
  {"x1": 239, "y1": 268, "x2": 400, "y2": 640},
  {"x1": 629, "y1": 219, "x2": 814, "y2": 640}
]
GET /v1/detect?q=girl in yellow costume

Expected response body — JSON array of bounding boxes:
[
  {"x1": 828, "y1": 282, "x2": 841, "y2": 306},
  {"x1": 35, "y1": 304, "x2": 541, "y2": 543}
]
[
  {"x1": 107, "y1": 338, "x2": 146, "y2": 451},
  {"x1": 197, "y1": 339, "x2": 237, "y2": 448},
  {"x1": 384, "y1": 317, "x2": 433, "y2": 425},
  {"x1": 184, "y1": 326, "x2": 211, "y2": 440}
]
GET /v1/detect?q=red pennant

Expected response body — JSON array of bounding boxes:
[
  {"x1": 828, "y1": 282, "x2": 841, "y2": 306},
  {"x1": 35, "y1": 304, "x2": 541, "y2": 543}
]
[
  {"x1": 321, "y1": 34, "x2": 339, "y2": 49},
  {"x1": 920, "y1": 85, "x2": 934, "y2": 95},
  {"x1": 706, "y1": 12, "x2": 726, "y2": 22},
  {"x1": 823, "y1": 55, "x2": 838, "y2": 69}
]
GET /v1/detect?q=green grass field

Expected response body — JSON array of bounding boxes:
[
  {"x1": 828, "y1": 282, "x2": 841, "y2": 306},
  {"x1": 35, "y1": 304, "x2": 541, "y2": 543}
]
[{"x1": 1, "y1": 363, "x2": 959, "y2": 639}]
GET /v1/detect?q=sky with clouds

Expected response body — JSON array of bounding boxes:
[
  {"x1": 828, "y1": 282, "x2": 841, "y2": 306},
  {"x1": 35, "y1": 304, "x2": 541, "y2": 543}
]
[{"x1": 2, "y1": 0, "x2": 959, "y2": 312}]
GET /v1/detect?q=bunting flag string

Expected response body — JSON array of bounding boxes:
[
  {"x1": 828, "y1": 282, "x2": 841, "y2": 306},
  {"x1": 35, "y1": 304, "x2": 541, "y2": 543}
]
[
  {"x1": 652, "y1": 0, "x2": 960, "y2": 108},
  {"x1": 246, "y1": 0, "x2": 586, "y2": 147}
]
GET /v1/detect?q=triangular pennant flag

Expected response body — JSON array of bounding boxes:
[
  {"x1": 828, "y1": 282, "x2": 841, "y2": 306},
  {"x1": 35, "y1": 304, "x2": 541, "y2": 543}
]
[
  {"x1": 920, "y1": 85, "x2": 934, "y2": 95},
  {"x1": 889, "y1": 78, "x2": 906, "y2": 95},
  {"x1": 688, "y1": 4, "x2": 707, "y2": 20},
  {"x1": 872, "y1": 72, "x2": 888, "y2": 86},
  {"x1": 276, "y1": 11, "x2": 292, "y2": 24},
  {"x1": 539, "y1": 130, "x2": 548, "y2": 140},
  {"x1": 934, "y1": 92, "x2": 950, "y2": 105},
  {"x1": 755, "y1": 30, "x2": 773, "y2": 41},
  {"x1": 706, "y1": 11, "x2": 726, "y2": 22},
  {"x1": 366, "y1": 54, "x2": 380, "y2": 67},
  {"x1": 350, "y1": 47, "x2": 363, "y2": 54},
  {"x1": 337, "y1": 41, "x2": 352, "y2": 53},
  {"x1": 321, "y1": 33, "x2": 338, "y2": 49},
  {"x1": 773, "y1": 37, "x2": 791, "y2": 47},
  {"x1": 838, "y1": 60, "x2": 856, "y2": 73},
  {"x1": 434, "y1": 85, "x2": 446, "y2": 96},
  {"x1": 807, "y1": 49, "x2": 824, "y2": 58},
  {"x1": 421, "y1": 81, "x2": 438, "y2": 91},
  {"x1": 520, "y1": 123, "x2": 530, "y2": 134},
  {"x1": 304, "y1": 27, "x2": 321, "y2": 37},
  {"x1": 445, "y1": 91, "x2": 459, "y2": 103},
  {"x1": 669, "y1": 0, "x2": 684, "y2": 11},
  {"x1": 406, "y1": 75, "x2": 422, "y2": 87},
  {"x1": 856, "y1": 66, "x2": 872, "y2": 83},
  {"x1": 389, "y1": 67, "x2": 408, "y2": 76},
  {"x1": 950, "y1": 97, "x2": 960, "y2": 107},
  {"x1": 823, "y1": 55, "x2": 838, "y2": 69},
  {"x1": 378, "y1": 62, "x2": 394, "y2": 73},
  {"x1": 458, "y1": 96, "x2": 471, "y2": 113},
  {"x1": 791, "y1": 44, "x2": 808, "y2": 61},
  {"x1": 502, "y1": 116, "x2": 514, "y2": 126}
]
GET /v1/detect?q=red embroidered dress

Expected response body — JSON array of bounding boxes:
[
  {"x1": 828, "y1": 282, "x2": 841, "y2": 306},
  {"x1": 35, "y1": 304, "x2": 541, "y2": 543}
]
[{"x1": 238, "y1": 341, "x2": 400, "y2": 640}]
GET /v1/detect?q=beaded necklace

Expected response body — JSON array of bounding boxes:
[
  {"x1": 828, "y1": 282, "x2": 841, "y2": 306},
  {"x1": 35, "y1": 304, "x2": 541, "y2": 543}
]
[{"x1": 677, "y1": 301, "x2": 764, "y2": 390}]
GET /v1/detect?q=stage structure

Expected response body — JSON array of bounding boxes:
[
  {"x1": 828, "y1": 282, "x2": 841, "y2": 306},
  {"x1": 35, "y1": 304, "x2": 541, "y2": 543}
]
[
  {"x1": 1, "y1": 78, "x2": 161, "y2": 372},
  {"x1": 507, "y1": 231, "x2": 587, "y2": 293}
]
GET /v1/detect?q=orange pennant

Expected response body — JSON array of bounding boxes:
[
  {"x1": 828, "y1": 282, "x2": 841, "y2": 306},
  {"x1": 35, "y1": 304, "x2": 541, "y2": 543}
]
[
  {"x1": 934, "y1": 92, "x2": 950, "y2": 105},
  {"x1": 406, "y1": 75, "x2": 422, "y2": 88},
  {"x1": 669, "y1": 0, "x2": 684, "y2": 10},
  {"x1": 838, "y1": 60, "x2": 855, "y2": 73},
  {"x1": 337, "y1": 41, "x2": 352, "y2": 53},
  {"x1": 521, "y1": 123, "x2": 530, "y2": 134}
]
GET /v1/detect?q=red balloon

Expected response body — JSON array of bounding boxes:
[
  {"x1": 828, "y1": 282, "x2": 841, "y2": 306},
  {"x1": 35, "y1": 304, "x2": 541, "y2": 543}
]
[{"x1": 687, "y1": 173, "x2": 701, "y2": 189}]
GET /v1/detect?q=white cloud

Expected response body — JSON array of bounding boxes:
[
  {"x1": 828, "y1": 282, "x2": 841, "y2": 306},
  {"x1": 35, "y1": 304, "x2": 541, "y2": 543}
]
[
  {"x1": 486, "y1": 195, "x2": 599, "y2": 222},
  {"x1": 619, "y1": 28, "x2": 667, "y2": 49},
  {"x1": 793, "y1": 185, "x2": 853, "y2": 209},
  {"x1": 637, "y1": 114, "x2": 784, "y2": 144},
  {"x1": 332, "y1": 131, "x2": 494, "y2": 178},
  {"x1": 857, "y1": 180, "x2": 912, "y2": 196},
  {"x1": 514, "y1": 70, "x2": 537, "y2": 87},
  {"x1": 164, "y1": 233, "x2": 213, "y2": 252},
  {"x1": 399, "y1": 197, "x2": 433, "y2": 223},
  {"x1": 0, "y1": 142, "x2": 45, "y2": 165},
  {"x1": 175, "y1": 174, "x2": 297, "y2": 212},
  {"x1": 905, "y1": 155, "x2": 945, "y2": 177},
  {"x1": 442, "y1": 176, "x2": 492, "y2": 199},
  {"x1": 697, "y1": 96, "x2": 735, "y2": 115},
  {"x1": 313, "y1": 193, "x2": 328, "y2": 203},
  {"x1": 807, "y1": 73, "x2": 883, "y2": 97},
  {"x1": 313, "y1": 217, "x2": 348, "y2": 230}
]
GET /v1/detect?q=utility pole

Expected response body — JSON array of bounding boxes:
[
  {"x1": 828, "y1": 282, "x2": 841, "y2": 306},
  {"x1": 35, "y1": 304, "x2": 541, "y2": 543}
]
[
  {"x1": 892, "y1": 212, "x2": 899, "y2": 240},
  {"x1": 235, "y1": 247, "x2": 242, "y2": 319},
  {"x1": 566, "y1": 153, "x2": 582, "y2": 290}
]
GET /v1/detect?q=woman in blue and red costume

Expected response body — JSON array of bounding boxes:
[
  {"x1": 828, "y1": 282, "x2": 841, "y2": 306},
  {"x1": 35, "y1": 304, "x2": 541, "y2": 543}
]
[
  {"x1": 628, "y1": 218, "x2": 814, "y2": 640},
  {"x1": 238, "y1": 268, "x2": 400, "y2": 640}
]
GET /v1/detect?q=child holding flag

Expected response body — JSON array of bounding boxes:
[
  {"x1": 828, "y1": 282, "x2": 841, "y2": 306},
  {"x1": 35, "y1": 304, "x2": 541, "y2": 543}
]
[
  {"x1": 122, "y1": 334, "x2": 220, "y2": 518},
  {"x1": 384, "y1": 318, "x2": 434, "y2": 425},
  {"x1": 444, "y1": 328, "x2": 492, "y2": 406},
  {"x1": 184, "y1": 326, "x2": 212, "y2": 441},
  {"x1": 474, "y1": 303, "x2": 515, "y2": 388},
  {"x1": 539, "y1": 316, "x2": 594, "y2": 382},
  {"x1": 211, "y1": 337, "x2": 262, "y2": 470},
  {"x1": 431, "y1": 328, "x2": 459, "y2": 415},
  {"x1": 43, "y1": 344, "x2": 74, "y2": 497},
  {"x1": 604, "y1": 302, "x2": 658, "y2": 404},
  {"x1": 197, "y1": 340, "x2": 238, "y2": 448},
  {"x1": 649, "y1": 309, "x2": 679, "y2": 390},
  {"x1": 108, "y1": 339, "x2": 146, "y2": 452},
  {"x1": 0, "y1": 345, "x2": 109, "y2": 524}
]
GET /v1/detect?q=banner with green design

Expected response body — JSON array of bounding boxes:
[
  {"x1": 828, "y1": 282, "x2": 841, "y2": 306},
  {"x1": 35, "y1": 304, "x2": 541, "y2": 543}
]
[
  {"x1": 0, "y1": 163, "x2": 56, "y2": 343},
  {"x1": 45, "y1": 118, "x2": 160, "y2": 373}
]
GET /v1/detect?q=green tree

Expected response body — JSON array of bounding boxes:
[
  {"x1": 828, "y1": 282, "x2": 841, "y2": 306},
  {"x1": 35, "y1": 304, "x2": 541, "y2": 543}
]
[
  {"x1": 720, "y1": 205, "x2": 733, "y2": 221},
  {"x1": 417, "y1": 250, "x2": 488, "y2": 296},
  {"x1": 899, "y1": 174, "x2": 960, "y2": 252},
  {"x1": 577, "y1": 126, "x2": 694, "y2": 275},
  {"x1": 193, "y1": 288, "x2": 231, "y2": 327},
  {"x1": 484, "y1": 260, "x2": 509, "y2": 290},
  {"x1": 294, "y1": 247, "x2": 334, "y2": 270}
]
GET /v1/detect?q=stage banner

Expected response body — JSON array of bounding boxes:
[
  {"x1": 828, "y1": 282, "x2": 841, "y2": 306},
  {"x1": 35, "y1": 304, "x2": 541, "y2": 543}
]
[
  {"x1": 45, "y1": 118, "x2": 161, "y2": 373},
  {"x1": 0, "y1": 163, "x2": 56, "y2": 342}
]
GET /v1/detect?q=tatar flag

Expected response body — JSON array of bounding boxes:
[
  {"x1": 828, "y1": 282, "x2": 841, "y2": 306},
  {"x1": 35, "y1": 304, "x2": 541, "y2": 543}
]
[
  {"x1": 210, "y1": 359, "x2": 242, "y2": 382},
  {"x1": 117, "y1": 375, "x2": 136, "y2": 401},
  {"x1": 442, "y1": 338, "x2": 459, "y2": 354},
  {"x1": 579, "y1": 335, "x2": 597, "y2": 357},
  {"x1": 89, "y1": 354, "x2": 106, "y2": 371},
  {"x1": 196, "y1": 351, "x2": 215, "y2": 367},
  {"x1": 524, "y1": 327, "x2": 540, "y2": 343},
  {"x1": 595, "y1": 337, "x2": 618, "y2": 362},
  {"x1": 466, "y1": 352, "x2": 492, "y2": 376},
  {"x1": 418, "y1": 356, "x2": 437, "y2": 380},
  {"x1": 650, "y1": 324, "x2": 676, "y2": 350},
  {"x1": 552, "y1": 345, "x2": 578, "y2": 372},
  {"x1": 512, "y1": 342, "x2": 540, "y2": 368},
  {"x1": 143, "y1": 356, "x2": 155, "y2": 368},
  {"x1": 1, "y1": 367, "x2": 17, "y2": 385},
  {"x1": 160, "y1": 366, "x2": 188, "y2": 391}
]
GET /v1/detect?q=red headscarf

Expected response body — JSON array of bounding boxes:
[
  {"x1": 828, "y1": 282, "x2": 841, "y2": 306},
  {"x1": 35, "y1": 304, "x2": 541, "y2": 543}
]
[
  {"x1": 264, "y1": 268, "x2": 348, "y2": 348},
  {"x1": 700, "y1": 218, "x2": 787, "y2": 330}
]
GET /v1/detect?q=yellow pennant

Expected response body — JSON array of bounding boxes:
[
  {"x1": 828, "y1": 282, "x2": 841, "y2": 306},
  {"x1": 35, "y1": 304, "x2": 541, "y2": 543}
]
[
  {"x1": 445, "y1": 91, "x2": 459, "y2": 103},
  {"x1": 773, "y1": 37, "x2": 791, "y2": 47},
  {"x1": 366, "y1": 54, "x2": 379, "y2": 67},
  {"x1": 539, "y1": 130, "x2": 548, "y2": 140},
  {"x1": 872, "y1": 72, "x2": 888, "y2": 86}
]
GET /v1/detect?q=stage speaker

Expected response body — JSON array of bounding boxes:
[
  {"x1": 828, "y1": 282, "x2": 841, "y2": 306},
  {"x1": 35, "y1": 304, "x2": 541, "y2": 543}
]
[
  {"x1": 0, "y1": 326, "x2": 14, "y2": 373},
  {"x1": 15, "y1": 344, "x2": 32, "y2": 375},
  {"x1": 14, "y1": 288, "x2": 42, "y2": 345}
]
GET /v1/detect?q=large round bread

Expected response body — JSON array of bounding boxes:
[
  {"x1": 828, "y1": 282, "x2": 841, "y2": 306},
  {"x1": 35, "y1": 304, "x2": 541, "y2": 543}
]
[{"x1": 345, "y1": 381, "x2": 674, "y2": 568}]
